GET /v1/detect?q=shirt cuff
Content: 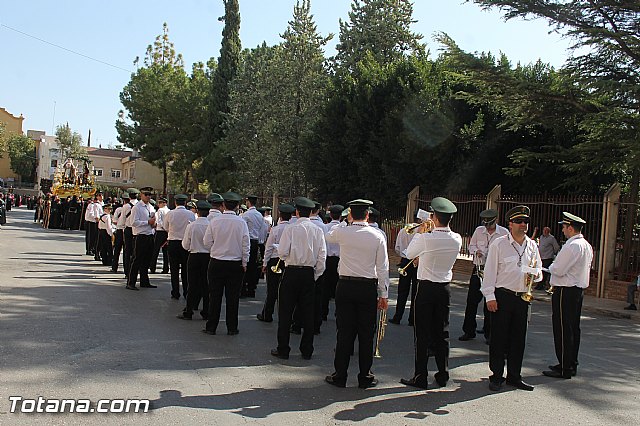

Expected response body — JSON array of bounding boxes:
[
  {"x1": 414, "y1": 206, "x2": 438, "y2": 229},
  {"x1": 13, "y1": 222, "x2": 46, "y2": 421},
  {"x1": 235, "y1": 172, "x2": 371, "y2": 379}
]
[{"x1": 484, "y1": 293, "x2": 496, "y2": 302}]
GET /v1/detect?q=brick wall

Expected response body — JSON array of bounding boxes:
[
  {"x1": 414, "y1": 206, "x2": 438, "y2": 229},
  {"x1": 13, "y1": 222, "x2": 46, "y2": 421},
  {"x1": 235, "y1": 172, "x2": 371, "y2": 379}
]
[{"x1": 602, "y1": 280, "x2": 634, "y2": 302}]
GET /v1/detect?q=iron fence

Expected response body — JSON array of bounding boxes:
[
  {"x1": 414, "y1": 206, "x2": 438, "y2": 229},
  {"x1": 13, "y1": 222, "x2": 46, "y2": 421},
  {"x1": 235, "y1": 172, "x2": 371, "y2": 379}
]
[{"x1": 614, "y1": 198, "x2": 640, "y2": 280}]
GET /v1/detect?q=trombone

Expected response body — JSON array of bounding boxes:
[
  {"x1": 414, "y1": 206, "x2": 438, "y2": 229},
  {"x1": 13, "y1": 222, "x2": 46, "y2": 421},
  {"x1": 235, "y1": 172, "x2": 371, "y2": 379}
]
[
  {"x1": 270, "y1": 259, "x2": 283, "y2": 274},
  {"x1": 398, "y1": 258, "x2": 418, "y2": 276},
  {"x1": 373, "y1": 308, "x2": 387, "y2": 359}
]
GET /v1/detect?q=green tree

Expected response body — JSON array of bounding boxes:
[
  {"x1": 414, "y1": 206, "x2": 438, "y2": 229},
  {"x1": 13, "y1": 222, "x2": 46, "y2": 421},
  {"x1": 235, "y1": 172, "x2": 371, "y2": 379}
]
[
  {"x1": 335, "y1": 0, "x2": 425, "y2": 71},
  {"x1": 6, "y1": 133, "x2": 36, "y2": 181},
  {"x1": 55, "y1": 123, "x2": 87, "y2": 160}
]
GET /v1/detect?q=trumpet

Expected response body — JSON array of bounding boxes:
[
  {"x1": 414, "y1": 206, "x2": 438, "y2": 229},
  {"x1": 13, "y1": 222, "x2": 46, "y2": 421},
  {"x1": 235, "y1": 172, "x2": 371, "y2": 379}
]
[
  {"x1": 373, "y1": 308, "x2": 387, "y2": 359},
  {"x1": 546, "y1": 286, "x2": 555, "y2": 295},
  {"x1": 521, "y1": 256, "x2": 539, "y2": 302},
  {"x1": 403, "y1": 223, "x2": 421, "y2": 234},
  {"x1": 270, "y1": 259, "x2": 283, "y2": 274},
  {"x1": 398, "y1": 258, "x2": 418, "y2": 276},
  {"x1": 403, "y1": 219, "x2": 435, "y2": 234}
]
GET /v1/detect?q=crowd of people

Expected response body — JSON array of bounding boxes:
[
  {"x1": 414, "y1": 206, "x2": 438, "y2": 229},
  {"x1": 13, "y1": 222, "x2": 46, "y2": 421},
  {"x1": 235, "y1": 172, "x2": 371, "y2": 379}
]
[{"x1": 75, "y1": 187, "x2": 594, "y2": 390}]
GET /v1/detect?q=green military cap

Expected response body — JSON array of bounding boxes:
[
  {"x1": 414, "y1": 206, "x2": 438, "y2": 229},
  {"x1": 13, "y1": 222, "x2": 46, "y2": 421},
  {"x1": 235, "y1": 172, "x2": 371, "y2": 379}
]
[
  {"x1": 559, "y1": 212, "x2": 586, "y2": 226},
  {"x1": 431, "y1": 197, "x2": 457, "y2": 214},
  {"x1": 140, "y1": 186, "x2": 153, "y2": 194},
  {"x1": 207, "y1": 193, "x2": 224, "y2": 204},
  {"x1": 127, "y1": 187, "x2": 140, "y2": 196},
  {"x1": 278, "y1": 203, "x2": 296, "y2": 214},
  {"x1": 506, "y1": 205, "x2": 530, "y2": 221},
  {"x1": 313, "y1": 201, "x2": 322, "y2": 210},
  {"x1": 122, "y1": 192, "x2": 131, "y2": 200},
  {"x1": 245, "y1": 194, "x2": 258, "y2": 199},
  {"x1": 347, "y1": 199, "x2": 374, "y2": 207},
  {"x1": 260, "y1": 205, "x2": 272, "y2": 211},
  {"x1": 175, "y1": 194, "x2": 189, "y2": 202},
  {"x1": 368, "y1": 207, "x2": 380, "y2": 217},
  {"x1": 480, "y1": 208, "x2": 498, "y2": 225},
  {"x1": 293, "y1": 196, "x2": 315, "y2": 209},
  {"x1": 257, "y1": 207, "x2": 266, "y2": 214},
  {"x1": 329, "y1": 204, "x2": 344, "y2": 214},
  {"x1": 196, "y1": 200, "x2": 212, "y2": 210},
  {"x1": 159, "y1": 196, "x2": 168, "y2": 203},
  {"x1": 222, "y1": 191, "x2": 243, "y2": 202},
  {"x1": 149, "y1": 199, "x2": 157, "y2": 207}
]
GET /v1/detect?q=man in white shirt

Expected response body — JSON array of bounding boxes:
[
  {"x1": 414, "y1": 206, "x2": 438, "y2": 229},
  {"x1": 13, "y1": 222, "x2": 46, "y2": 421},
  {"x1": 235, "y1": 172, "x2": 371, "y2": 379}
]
[
  {"x1": 92, "y1": 192, "x2": 104, "y2": 261},
  {"x1": 320, "y1": 204, "x2": 344, "y2": 322},
  {"x1": 460, "y1": 209, "x2": 508, "y2": 342},
  {"x1": 111, "y1": 197, "x2": 125, "y2": 273},
  {"x1": 324, "y1": 199, "x2": 388, "y2": 389},
  {"x1": 271, "y1": 197, "x2": 326, "y2": 361},
  {"x1": 150, "y1": 197, "x2": 170, "y2": 274},
  {"x1": 257, "y1": 203, "x2": 295, "y2": 323},
  {"x1": 481, "y1": 205, "x2": 542, "y2": 392},
  {"x1": 202, "y1": 192, "x2": 250, "y2": 336},
  {"x1": 242, "y1": 195, "x2": 268, "y2": 298},
  {"x1": 84, "y1": 198, "x2": 95, "y2": 255},
  {"x1": 543, "y1": 212, "x2": 593, "y2": 379},
  {"x1": 126, "y1": 187, "x2": 157, "y2": 291},
  {"x1": 207, "y1": 193, "x2": 224, "y2": 221},
  {"x1": 401, "y1": 198, "x2": 462, "y2": 390},
  {"x1": 121, "y1": 188, "x2": 140, "y2": 278},
  {"x1": 177, "y1": 201, "x2": 214, "y2": 321},
  {"x1": 164, "y1": 194, "x2": 196, "y2": 300},
  {"x1": 389, "y1": 211, "x2": 421, "y2": 326},
  {"x1": 97, "y1": 203, "x2": 114, "y2": 266}
]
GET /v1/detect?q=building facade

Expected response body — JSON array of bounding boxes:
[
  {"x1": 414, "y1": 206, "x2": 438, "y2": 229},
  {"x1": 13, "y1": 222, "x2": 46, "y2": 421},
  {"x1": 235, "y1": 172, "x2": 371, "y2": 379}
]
[
  {"x1": 87, "y1": 148, "x2": 164, "y2": 191},
  {"x1": 0, "y1": 107, "x2": 24, "y2": 186}
]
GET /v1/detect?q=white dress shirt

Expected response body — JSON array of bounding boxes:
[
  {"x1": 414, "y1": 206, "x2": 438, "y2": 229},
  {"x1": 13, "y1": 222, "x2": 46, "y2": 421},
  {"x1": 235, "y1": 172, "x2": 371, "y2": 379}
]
[
  {"x1": 395, "y1": 227, "x2": 417, "y2": 259},
  {"x1": 369, "y1": 222, "x2": 387, "y2": 244},
  {"x1": 207, "y1": 209, "x2": 222, "y2": 222},
  {"x1": 263, "y1": 220, "x2": 290, "y2": 266},
  {"x1": 468, "y1": 224, "x2": 509, "y2": 266},
  {"x1": 325, "y1": 221, "x2": 389, "y2": 298},
  {"x1": 182, "y1": 217, "x2": 211, "y2": 253},
  {"x1": 278, "y1": 217, "x2": 327, "y2": 280},
  {"x1": 131, "y1": 200, "x2": 155, "y2": 236},
  {"x1": 244, "y1": 206, "x2": 267, "y2": 240},
  {"x1": 164, "y1": 206, "x2": 196, "y2": 240},
  {"x1": 113, "y1": 206, "x2": 125, "y2": 230},
  {"x1": 98, "y1": 212, "x2": 113, "y2": 236},
  {"x1": 93, "y1": 202, "x2": 104, "y2": 220},
  {"x1": 549, "y1": 234, "x2": 593, "y2": 288},
  {"x1": 123, "y1": 199, "x2": 139, "y2": 228},
  {"x1": 203, "y1": 211, "x2": 250, "y2": 265},
  {"x1": 325, "y1": 220, "x2": 341, "y2": 257},
  {"x1": 84, "y1": 201, "x2": 95, "y2": 221},
  {"x1": 405, "y1": 227, "x2": 462, "y2": 283},
  {"x1": 481, "y1": 233, "x2": 543, "y2": 302},
  {"x1": 155, "y1": 206, "x2": 170, "y2": 232},
  {"x1": 310, "y1": 215, "x2": 327, "y2": 232}
]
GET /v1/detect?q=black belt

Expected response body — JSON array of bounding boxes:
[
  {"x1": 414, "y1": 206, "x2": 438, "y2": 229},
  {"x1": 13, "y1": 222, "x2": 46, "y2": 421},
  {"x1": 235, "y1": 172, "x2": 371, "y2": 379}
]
[
  {"x1": 286, "y1": 265, "x2": 313, "y2": 270},
  {"x1": 497, "y1": 287, "x2": 527, "y2": 297},
  {"x1": 339, "y1": 275, "x2": 377, "y2": 283},
  {"x1": 418, "y1": 279, "x2": 449, "y2": 285}
]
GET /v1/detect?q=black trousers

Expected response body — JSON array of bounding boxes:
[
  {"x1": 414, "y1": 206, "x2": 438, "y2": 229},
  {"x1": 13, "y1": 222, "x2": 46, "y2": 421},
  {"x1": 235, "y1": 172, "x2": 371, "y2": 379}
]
[
  {"x1": 321, "y1": 256, "x2": 340, "y2": 319},
  {"x1": 127, "y1": 234, "x2": 154, "y2": 288},
  {"x1": 489, "y1": 289, "x2": 530, "y2": 382},
  {"x1": 112, "y1": 229, "x2": 124, "y2": 272},
  {"x1": 552, "y1": 286, "x2": 583, "y2": 375},
  {"x1": 413, "y1": 280, "x2": 450, "y2": 383},
  {"x1": 392, "y1": 258, "x2": 417, "y2": 323},
  {"x1": 462, "y1": 268, "x2": 491, "y2": 337},
  {"x1": 98, "y1": 229, "x2": 113, "y2": 266},
  {"x1": 261, "y1": 257, "x2": 282, "y2": 321},
  {"x1": 333, "y1": 278, "x2": 378, "y2": 382},
  {"x1": 168, "y1": 240, "x2": 189, "y2": 299},
  {"x1": 85, "y1": 220, "x2": 95, "y2": 253},
  {"x1": 205, "y1": 259, "x2": 244, "y2": 333},
  {"x1": 277, "y1": 267, "x2": 315, "y2": 357},
  {"x1": 541, "y1": 258, "x2": 553, "y2": 288},
  {"x1": 242, "y1": 239, "x2": 259, "y2": 295},
  {"x1": 123, "y1": 227, "x2": 134, "y2": 276},
  {"x1": 184, "y1": 253, "x2": 210, "y2": 317},
  {"x1": 150, "y1": 230, "x2": 169, "y2": 273},
  {"x1": 90, "y1": 222, "x2": 100, "y2": 259}
]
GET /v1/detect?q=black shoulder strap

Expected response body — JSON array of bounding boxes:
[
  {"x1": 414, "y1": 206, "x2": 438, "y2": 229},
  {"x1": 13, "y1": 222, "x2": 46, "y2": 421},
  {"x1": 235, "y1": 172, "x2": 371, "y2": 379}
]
[{"x1": 126, "y1": 202, "x2": 134, "y2": 218}]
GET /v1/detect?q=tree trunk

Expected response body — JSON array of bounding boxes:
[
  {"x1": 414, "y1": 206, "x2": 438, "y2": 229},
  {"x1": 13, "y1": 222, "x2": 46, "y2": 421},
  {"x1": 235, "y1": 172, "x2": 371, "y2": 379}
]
[
  {"x1": 623, "y1": 167, "x2": 639, "y2": 275},
  {"x1": 162, "y1": 163, "x2": 167, "y2": 195}
]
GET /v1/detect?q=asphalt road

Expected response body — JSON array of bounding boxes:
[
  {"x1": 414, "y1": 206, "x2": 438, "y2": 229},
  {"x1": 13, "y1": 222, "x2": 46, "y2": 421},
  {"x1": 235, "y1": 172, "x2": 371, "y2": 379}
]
[{"x1": 1, "y1": 208, "x2": 638, "y2": 425}]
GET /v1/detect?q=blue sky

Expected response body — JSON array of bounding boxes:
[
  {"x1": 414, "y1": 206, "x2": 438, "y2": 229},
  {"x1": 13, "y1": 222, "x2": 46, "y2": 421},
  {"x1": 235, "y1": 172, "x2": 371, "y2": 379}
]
[{"x1": 1, "y1": 0, "x2": 571, "y2": 148}]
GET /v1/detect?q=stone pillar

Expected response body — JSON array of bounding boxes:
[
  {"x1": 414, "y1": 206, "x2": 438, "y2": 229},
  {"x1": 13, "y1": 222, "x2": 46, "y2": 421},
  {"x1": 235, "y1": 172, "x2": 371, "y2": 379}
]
[
  {"x1": 597, "y1": 183, "x2": 621, "y2": 298},
  {"x1": 405, "y1": 186, "x2": 420, "y2": 224},
  {"x1": 486, "y1": 184, "x2": 501, "y2": 210}
]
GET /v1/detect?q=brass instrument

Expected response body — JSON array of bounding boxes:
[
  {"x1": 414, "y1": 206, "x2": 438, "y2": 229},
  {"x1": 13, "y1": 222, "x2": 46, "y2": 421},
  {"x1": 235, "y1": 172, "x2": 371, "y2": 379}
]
[
  {"x1": 398, "y1": 258, "x2": 418, "y2": 276},
  {"x1": 397, "y1": 220, "x2": 434, "y2": 276},
  {"x1": 477, "y1": 263, "x2": 485, "y2": 280},
  {"x1": 521, "y1": 256, "x2": 539, "y2": 302},
  {"x1": 546, "y1": 286, "x2": 555, "y2": 295},
  {"x1": 403, "y1": 223, "x2": 421, "y2": 234},
  {"x1": 270, "y1": 259, "x2": 283, "y2": 274},
  {"x1": 373, "y1": 308, "x2": 387, "y2": 359}
]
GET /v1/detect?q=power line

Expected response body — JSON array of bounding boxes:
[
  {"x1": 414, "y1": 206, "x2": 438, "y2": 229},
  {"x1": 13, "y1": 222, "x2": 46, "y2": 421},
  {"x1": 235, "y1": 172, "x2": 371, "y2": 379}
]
[{"x1": 0, "y1": 23, "x2": 132, "y2": 74}]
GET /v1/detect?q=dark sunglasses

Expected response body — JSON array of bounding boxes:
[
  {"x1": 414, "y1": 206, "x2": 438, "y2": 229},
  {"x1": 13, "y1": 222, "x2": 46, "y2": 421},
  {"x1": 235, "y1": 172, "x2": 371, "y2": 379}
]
[
  {"x1": 511, "y1": 218, "x2": 529, "y2": 224},
  {"x1": 143, "y1": 192, "x2": 152, "y2": 196}
]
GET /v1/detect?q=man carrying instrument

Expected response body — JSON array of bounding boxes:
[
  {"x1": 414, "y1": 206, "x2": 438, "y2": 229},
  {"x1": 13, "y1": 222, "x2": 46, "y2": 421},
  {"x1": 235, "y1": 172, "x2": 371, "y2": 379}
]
[
  {"x1": 324, "y1": 199, "x2": 389, "y2": 389},
  {"x1": 482, "y1": 205, "x2": 542, "y2": 391},
  {"x1": 543, "y1": 212, "x2": 593, "y2": 379},
  {"x1": 459, "y1": 209, "x2": 508, "y2": 343},
  {"x1": 400, "y1": 198, "x2": 461, "y2": 390}
]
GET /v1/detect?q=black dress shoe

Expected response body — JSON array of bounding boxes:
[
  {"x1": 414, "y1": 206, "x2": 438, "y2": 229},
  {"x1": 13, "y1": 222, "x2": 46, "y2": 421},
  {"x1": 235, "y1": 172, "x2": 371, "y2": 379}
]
[
  {"x1": 549, "y1": 364, "x2": 577, "y2": 376},
  {"x1": 125, "y1": 285, "x2": 139, "y2": 291},
  {"x1": 434, "y1": 371, "x2": 449, "y2": 387},
  {"x1": 388, "y1": 317, "x2": 401, "y2": 325},
  {"x1": 176, "y1": 313, "x2": 192, "y2": 320},
  {"x1": 227, "y1": 329, "x2": 239, "y2": 336},
  {"x1": 543, "y1": 370, "x2": 571, "y2": 379},
  {"x1": 458, "y1": 333, "x2": 475, "y2": 341},
  {"x1": 506, "y1": 379, "x2": 534, "y2": 391},
  {"x1": 476, "y1": 329, "x2": 485, "y2": 334},
  {"x1": 201, "y1": 329, "x2": 216, "y2": 335},
  {"x1": 301, "y1": 353, "x2": 312, "y2": 360},
  {"x1": 256, "y1": 313, "x2": 273, "y2": 323},
  {"x1": 140, "y1": 284, "x2": 157, "y2": 288},
  {"x1": 325, "y1": 374, "x2": 346, "y2": 388},
  {"x1": 400, "y1": 377, "x2": 427, "y2": 389},
  {"x1": 489, "y1": 378, "x2": 504, "y2": 391},
  {"x1": 161, "y1": 270, "x2": 169, "y2": 274},
  {"x1": 271, "y1": 349, "x2": 289, "y2": 359},
  {"x1": 171, "y1": 295, "x2": 180, "y2": 300},
  {"x1": 624, "y1": 304, "x2": 637, "y2": 310},
  {"x1": 359, "y1": 378, "x2": 378, "y2": 389}
]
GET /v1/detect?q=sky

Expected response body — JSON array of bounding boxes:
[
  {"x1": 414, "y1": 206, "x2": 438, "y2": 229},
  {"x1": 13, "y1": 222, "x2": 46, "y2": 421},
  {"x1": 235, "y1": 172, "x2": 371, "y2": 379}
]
[{"x1": 1, "y1": 0, "x2": 572, "y2": 149}]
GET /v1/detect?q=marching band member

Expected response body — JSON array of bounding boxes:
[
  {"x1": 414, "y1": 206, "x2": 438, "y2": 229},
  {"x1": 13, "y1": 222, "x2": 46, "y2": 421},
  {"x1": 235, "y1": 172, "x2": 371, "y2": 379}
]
[
  {"x1": 401, "y1": 198, "x2": 461, "y2": 390},
  {"x1": 324, "y1": 199, "x2": 388, "y2": 388},
  {"x1": 122, "y1": 188, "x2": 140, "y2": 278},
  {"x1": 389, "y1": 210, "x2": 421, "y2": 326},
  {"x1": 111, "y1": 195, "x2": 126, "y2": 273},
  {"x1": 459, "y1": 209, "x2": 508, "y2": 342},
  {"x1": 543, "y1": 212, "x2": 593, "y2": 379},
  {"x1": 97, "y1": 203, "x2": 114, "y2": 266},
  {"x1": 242, "y1": 195, "x2": 268, "y2": 298},
  {"x1": 164, "y1": 194, "x2": 196, "y2": 300},
  {"x1": 321, "y1": 204, "x2": 344, "y2": 321},
  {"x1": 482, "y1": 205, "x2": 542, "y2": 391},
  {"x1": 207, "y1": 193, "x2": 224, "y2": 221},
  {"x1": 126, "y1": 188, "x2": 157, "y2": 291},
  {"x1": 150, "y1": 197, "x2": 170, "y2": 274}
]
